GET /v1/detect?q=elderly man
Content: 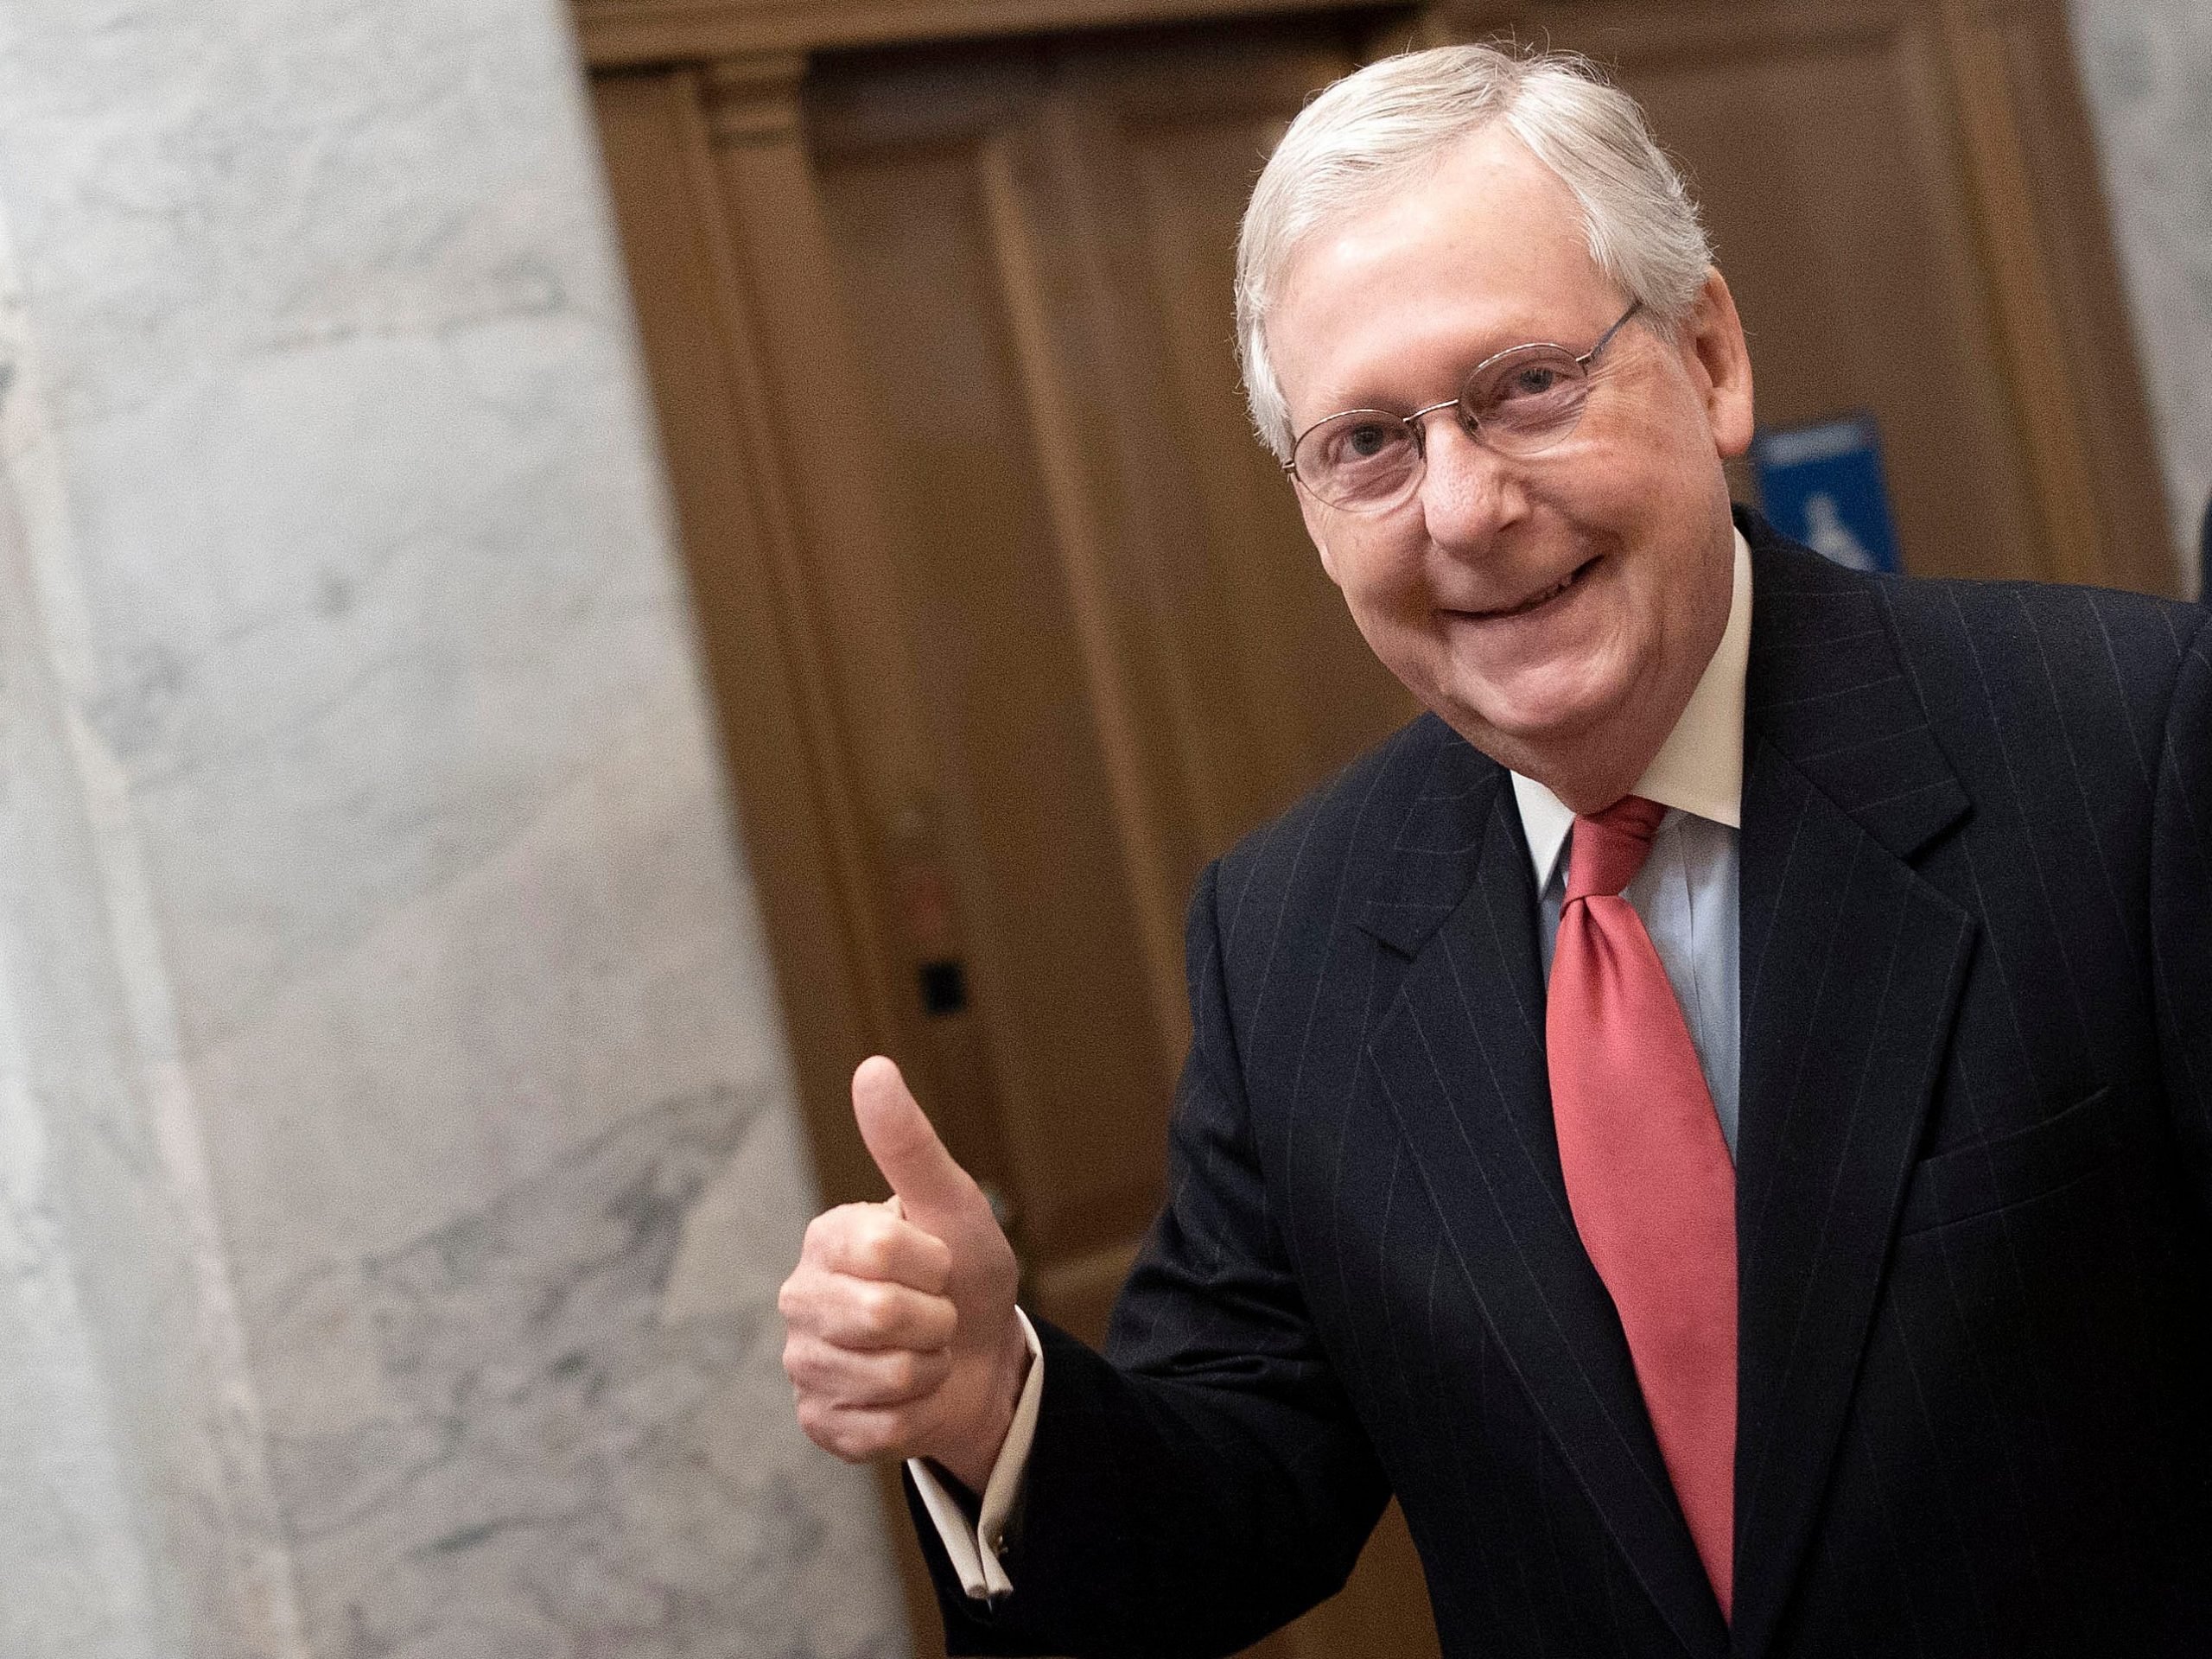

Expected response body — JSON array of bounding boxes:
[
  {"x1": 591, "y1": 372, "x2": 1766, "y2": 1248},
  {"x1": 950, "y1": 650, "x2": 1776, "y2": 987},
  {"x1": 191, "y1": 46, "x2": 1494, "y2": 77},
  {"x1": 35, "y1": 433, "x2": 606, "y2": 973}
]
[{"x1": 779, "y1": 44, "x2": 2212, "y2": 1659}]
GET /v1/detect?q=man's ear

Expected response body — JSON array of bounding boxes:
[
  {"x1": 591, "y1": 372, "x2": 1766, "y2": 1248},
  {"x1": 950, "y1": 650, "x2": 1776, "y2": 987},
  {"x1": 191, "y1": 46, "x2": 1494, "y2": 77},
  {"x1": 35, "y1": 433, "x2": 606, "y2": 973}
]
[{"x1": 1685, "y1": 266, "x2": 1755, "y2": 460}]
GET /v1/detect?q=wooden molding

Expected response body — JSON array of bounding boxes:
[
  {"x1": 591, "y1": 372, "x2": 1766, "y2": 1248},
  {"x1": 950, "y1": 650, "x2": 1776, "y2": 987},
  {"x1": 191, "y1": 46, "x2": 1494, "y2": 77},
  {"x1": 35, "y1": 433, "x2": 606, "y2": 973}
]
[
  {"x1": 1936, "y1": 0, "x2": 2105, "y2": 585},
  {"x1": 1433, "y1": 0, "x2": 1904, "y2": 61},
  {"x1": 976, "y1": 125, "x2": 1202, "y2": 1064},
  {"x1": 699, "y1": 48, "x2": 808, "y2": 140},
  {"x1": 1976, "y1": 1, "x2": 2178, "y2": 591},
  {"x1": 592, "y1": 67, "x2": 913, "y2": 1217},
  {"x1": 575, "y1": 0, "x2": 1384, "y2": 68}
]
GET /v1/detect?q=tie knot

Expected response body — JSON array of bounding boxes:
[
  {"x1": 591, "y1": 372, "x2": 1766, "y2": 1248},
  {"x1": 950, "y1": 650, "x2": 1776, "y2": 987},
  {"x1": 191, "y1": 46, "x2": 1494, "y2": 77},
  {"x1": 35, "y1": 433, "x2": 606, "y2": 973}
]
[{"x1": 1565, "y1": 795, "x2": 1668, "y2": 901}]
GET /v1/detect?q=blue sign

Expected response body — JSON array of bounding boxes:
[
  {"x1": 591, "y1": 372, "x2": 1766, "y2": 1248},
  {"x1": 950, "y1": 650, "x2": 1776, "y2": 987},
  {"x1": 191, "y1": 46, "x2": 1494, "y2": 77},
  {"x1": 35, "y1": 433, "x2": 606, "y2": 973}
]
[{"x1": 1751, "y1": 413, "x2": 1902, "y2": 574}]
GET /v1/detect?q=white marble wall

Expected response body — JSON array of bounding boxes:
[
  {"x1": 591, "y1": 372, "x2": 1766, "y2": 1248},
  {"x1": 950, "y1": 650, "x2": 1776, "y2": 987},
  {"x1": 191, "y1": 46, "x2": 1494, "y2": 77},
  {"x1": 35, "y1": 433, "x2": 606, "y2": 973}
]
[
  {"x1": 0, "y1": 2, "x2": 906, "y2": 1656},
  {"x1": 2069, "y1": 0, "x2": 2212, "y2": 595}
]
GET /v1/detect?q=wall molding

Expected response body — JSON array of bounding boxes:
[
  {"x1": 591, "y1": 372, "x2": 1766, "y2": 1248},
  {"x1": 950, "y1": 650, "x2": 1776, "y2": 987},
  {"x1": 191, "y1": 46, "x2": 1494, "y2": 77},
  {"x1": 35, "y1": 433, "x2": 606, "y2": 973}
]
[{"x1": 574, "y1": 0, "x2": 1383, "y2": 67}]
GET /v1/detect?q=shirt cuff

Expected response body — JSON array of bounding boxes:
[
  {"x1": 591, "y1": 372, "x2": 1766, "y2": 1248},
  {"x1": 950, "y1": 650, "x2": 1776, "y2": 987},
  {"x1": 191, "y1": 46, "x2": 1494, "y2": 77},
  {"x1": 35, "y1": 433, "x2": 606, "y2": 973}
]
[{"x1": 906, "y1": 1306, "x2": 1045, "y2": 1599}]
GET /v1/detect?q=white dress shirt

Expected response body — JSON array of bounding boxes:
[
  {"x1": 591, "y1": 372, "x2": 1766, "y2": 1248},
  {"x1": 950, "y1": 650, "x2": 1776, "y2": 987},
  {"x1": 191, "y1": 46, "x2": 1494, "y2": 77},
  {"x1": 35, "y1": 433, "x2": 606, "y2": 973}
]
[{"x1": 914, "y1": 530, "x2": 1754, "y2": 1596}]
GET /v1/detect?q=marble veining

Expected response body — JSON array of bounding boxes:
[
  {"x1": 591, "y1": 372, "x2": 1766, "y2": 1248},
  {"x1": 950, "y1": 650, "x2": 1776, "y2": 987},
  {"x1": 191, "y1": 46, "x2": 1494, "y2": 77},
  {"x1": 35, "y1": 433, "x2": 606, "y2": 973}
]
[
  {"x1": 0, "y1": 0, "x2": 685, "y2": 1057},
  {"x1": 0, "y1": 0, "x2": 912, "y2": 1652},
  {"x1": 261, "y1": 1088, "x2": 900, "y2": 1659},
  {"x1": 0, "y1": 174, "x2": 310, "y2": 1659}
]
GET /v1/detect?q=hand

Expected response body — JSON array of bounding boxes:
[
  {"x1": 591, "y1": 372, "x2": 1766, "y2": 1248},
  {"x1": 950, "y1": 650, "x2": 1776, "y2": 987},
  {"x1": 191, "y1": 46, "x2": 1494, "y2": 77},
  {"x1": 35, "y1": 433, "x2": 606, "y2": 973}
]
[{"x1": 780, "y1": 1056, "x2": 1029, "y2": 1491}]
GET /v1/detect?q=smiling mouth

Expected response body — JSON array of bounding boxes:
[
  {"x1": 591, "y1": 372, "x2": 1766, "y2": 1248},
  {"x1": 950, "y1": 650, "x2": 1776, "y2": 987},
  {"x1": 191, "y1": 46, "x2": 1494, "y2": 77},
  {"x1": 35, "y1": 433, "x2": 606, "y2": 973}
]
[{"x1": 1468, "y1": 556, "x2": 1599, "y2": 620}]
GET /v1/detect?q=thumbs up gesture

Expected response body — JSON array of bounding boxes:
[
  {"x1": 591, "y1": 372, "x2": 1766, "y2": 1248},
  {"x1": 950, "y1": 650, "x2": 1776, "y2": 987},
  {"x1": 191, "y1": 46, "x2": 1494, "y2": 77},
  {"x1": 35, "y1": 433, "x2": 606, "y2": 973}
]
[{"x1": 780, "y1": 1057, "x2": 1028, "y2": 1491}]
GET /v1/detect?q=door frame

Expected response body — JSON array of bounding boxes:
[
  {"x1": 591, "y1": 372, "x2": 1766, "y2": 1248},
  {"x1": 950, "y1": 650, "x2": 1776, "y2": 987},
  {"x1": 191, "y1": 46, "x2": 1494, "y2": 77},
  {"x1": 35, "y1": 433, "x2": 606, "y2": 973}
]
[{"x1": 579, "y1": 2, "x2": 2175, "y2": 1649}]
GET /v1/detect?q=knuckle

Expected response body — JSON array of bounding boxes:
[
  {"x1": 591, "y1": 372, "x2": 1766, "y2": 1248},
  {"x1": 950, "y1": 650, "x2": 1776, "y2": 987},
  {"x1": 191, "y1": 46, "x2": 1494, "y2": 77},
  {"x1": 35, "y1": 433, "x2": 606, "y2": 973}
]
[
  {"x1": 917, "y1": 1234, "x2": 955, "y2": 1289},
  {"x1": 781, "y1": 1334, "x2": 823, "y2": 1389},
  {"x1": 830, "y1": 1413, "x2": 893, "y2": 1463},
  {"x1": 917, "y1": 1294, "x2": 957, "y2": 1342},
  {"x1": 855, "y1": 1281, "x2": 898, "y2": 1329},
  {"x1": 799, "y1": 1223, "x2": 836, "y2": 1268},
  {"x1": 795, "y1": 1396, "x2": 831, "y2": 1444},
  {"x1": 780, "y1": 1275, "x2": 833, "y2": 1338},
  {"x1": 853, "y1": 1230, "x2": 899, "y2": 1280},
  {"x1": 883, "y1": 1352, "x2": 921, "y2": 1397}
]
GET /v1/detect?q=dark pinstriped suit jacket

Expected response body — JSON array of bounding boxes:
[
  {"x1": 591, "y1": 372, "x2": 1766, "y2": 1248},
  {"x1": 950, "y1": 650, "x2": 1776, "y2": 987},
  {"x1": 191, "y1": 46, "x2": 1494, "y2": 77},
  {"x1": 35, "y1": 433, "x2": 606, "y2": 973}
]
[{"x1": 913, "y1": 511, "x2": 2212, "y2": 1658}]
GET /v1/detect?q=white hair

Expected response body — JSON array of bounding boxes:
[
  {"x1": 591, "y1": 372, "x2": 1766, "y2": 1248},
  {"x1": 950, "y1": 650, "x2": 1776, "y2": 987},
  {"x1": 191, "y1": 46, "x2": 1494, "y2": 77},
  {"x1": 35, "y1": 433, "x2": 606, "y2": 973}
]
[{"x1": 1236, "y1": 44, "x2": 1713, "y2": 461}]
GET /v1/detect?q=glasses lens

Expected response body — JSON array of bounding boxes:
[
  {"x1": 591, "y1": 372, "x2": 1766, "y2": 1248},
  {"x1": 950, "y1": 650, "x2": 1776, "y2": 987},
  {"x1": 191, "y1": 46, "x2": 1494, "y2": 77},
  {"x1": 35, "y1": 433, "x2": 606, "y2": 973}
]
[
  {"x1": 1295, "y1": 413, "x2": 1420, "y2": 509},
  {"x1": 1463, "y1": 346, "x2": 1592, "y2": 455}
]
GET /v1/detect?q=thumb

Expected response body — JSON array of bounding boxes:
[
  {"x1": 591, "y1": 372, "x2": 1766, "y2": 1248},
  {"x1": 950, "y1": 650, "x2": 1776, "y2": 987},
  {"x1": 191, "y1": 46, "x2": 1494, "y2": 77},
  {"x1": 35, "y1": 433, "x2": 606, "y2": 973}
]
[{"x1": 852, "y1": 1055, "x2": 977, "y2": 1230}]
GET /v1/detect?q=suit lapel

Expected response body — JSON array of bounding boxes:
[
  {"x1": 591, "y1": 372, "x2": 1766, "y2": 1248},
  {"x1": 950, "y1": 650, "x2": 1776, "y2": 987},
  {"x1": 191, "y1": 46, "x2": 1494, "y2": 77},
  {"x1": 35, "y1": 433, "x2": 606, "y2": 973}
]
[
  {"x1": 1729, "y1": 528, "x2": 1978, "y2": 1658},
  {"x1": 1360, "y1": 741, "x2": 1731, "y2": 1659},
  {"x1": 1350, "y1": 526, "x2": 1980, "y2": 1656}
]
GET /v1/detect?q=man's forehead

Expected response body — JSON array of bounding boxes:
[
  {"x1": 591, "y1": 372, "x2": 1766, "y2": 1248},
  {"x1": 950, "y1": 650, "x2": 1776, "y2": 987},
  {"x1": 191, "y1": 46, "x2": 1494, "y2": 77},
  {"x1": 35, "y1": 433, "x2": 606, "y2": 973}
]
[
  {"x1": 1293, "y1": 127, "x2": 1587, "y2": 289},
  {"x1": 1268, "y1": 130, "x2": 1607, "y2": 395}
]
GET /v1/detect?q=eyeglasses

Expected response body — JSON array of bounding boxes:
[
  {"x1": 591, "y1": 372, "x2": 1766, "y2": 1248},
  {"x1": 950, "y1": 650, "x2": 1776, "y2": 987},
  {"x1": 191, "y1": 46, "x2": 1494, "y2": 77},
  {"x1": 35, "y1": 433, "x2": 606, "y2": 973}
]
[{"x1": 1283, "y1": 300, "x2": 1643, "y2": 512}]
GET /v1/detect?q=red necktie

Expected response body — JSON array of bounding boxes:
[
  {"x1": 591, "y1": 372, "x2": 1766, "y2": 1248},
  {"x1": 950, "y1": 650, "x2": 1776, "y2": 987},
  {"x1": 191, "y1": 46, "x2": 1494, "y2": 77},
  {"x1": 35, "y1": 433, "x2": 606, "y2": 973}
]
[{"x1": 1547, "y1": 795, "x2": 1737, "y2": 1617}]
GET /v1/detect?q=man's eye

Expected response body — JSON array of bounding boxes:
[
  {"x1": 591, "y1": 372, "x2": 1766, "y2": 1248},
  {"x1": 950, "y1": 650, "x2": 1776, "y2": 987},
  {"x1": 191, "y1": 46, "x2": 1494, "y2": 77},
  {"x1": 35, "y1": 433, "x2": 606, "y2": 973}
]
[
  {"x1": 1501, "y1": 365, "x2": 1566, "y2": 399},
  {"x1": 1325, "y1": 421, "x2": 1408, "y2": 468},
  {"x1": 1470, "y1": 354, "x2": 1586, "y2": 433}
]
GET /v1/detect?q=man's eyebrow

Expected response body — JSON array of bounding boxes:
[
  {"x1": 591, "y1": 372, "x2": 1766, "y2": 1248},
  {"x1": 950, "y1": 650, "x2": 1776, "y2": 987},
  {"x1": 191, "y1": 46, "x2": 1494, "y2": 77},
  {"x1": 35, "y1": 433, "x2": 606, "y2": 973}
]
[{"x1": 1304, "y1": 334, "x2": 1548, "y2": 415}]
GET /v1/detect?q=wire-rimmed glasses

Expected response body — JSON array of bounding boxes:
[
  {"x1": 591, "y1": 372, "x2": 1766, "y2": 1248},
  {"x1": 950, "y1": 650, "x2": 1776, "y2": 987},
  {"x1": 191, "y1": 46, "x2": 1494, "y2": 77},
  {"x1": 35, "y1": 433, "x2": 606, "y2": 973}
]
[{"x1": 1284, "y1": 300, "x2": 1643, "y2": 512}]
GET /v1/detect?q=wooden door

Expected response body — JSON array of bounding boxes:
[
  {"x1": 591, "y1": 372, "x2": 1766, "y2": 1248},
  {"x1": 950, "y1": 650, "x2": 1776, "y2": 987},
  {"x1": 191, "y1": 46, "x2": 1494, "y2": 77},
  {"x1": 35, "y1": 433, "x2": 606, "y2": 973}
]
[
  {"x1": 798, "y1": 27, "x2": 1440, "y2": 1654},
  {"x1": 585, "y1": 3, "x2": 2171, "y2": 1653},
  {"x1": 797, "y1": 16, "x2": 1429, "y2": 1339},
  {"x1": 591, "y1": 14, "x2": 1440, "y2": 1656}
]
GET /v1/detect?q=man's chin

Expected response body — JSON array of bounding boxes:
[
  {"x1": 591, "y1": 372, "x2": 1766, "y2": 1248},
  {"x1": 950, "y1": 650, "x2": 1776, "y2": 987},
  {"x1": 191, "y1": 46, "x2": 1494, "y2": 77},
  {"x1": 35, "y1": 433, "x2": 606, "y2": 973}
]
[
  {"x1": 1435, "y1": 699, "x2": 1616, "y2": 780},
  {"x1": 1444, "y1": 676, "x2": 1621, "y2": 754}
]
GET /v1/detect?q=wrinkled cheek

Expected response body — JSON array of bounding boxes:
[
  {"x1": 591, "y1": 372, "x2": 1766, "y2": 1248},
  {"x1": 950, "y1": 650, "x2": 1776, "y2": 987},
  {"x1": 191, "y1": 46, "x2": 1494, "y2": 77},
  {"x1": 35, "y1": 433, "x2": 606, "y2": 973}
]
[{"x1": 1344, "y1": 601, "x2": 1446, "y2": 699}]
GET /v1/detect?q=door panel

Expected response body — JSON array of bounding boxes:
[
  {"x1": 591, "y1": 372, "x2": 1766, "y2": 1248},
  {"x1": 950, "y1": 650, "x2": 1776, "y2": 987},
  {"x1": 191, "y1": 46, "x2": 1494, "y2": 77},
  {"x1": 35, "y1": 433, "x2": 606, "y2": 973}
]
[
  {"x1": 819, "y1": 130, "x2": 1184, "y2": 1258},
  {"x1": 804, "y1": 17, "x2": 1421, "y2": 1307},
  {"x1": 1102, "y1": 49, "x2": 1430, "y2": 808},
  {"x1": 807, "y1": 24, "x2": 1440, "y2": 1658}
]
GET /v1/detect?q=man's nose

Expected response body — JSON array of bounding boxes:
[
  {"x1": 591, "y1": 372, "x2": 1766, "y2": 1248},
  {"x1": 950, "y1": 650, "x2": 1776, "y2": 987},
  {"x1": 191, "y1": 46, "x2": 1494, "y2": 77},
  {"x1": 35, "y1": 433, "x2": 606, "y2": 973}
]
[{"x1": 1416, "y1": 416, "x2": 1523, "y2": 547}]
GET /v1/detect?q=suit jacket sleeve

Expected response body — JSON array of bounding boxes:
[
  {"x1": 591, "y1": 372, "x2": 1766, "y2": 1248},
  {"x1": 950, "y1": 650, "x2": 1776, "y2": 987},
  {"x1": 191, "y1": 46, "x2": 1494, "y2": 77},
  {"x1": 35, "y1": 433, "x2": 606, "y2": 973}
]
[
  {"x1": 2154, "y1": 603, "x2": 2212, "y2": 1220},
  {"x1": 910, "y1": 857, "x2": 1392, "y2": 1659}
]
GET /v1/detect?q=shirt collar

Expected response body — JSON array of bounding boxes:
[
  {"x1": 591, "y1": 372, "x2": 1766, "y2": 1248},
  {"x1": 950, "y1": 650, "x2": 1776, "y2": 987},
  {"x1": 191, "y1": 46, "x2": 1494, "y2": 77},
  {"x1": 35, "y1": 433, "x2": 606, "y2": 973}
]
[{"x1": 1510, "y1": 526, "x2": 1751, "y2": 892}]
